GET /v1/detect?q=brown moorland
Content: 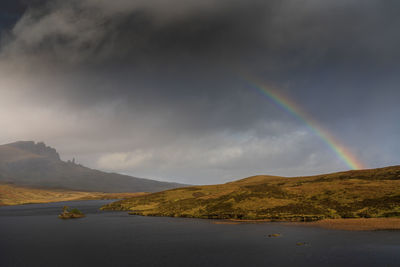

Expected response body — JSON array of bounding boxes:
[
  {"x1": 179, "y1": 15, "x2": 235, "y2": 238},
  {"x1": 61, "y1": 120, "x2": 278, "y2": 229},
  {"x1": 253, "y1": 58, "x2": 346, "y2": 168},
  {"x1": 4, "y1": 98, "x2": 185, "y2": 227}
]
[
  {"x1": 0, "y1": 183, "x2": 148, "y2": 206},
  {"x1": 102, "y1": 165, "x2": 400, "y2": 228}
]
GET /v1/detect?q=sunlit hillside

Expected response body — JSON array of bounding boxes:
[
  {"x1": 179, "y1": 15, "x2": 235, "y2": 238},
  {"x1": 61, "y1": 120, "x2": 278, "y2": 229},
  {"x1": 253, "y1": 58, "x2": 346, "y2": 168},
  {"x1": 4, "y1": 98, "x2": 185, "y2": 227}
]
[{"x1": 103, "y1": 166, "x2": 400, "y2": 221}]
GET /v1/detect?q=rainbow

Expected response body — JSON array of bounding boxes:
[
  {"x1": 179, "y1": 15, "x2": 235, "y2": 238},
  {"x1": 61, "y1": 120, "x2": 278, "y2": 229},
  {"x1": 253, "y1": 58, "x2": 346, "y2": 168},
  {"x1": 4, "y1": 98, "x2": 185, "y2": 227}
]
[{"x1": 242, "y1": 76, "x2": 365, "y2": 170}]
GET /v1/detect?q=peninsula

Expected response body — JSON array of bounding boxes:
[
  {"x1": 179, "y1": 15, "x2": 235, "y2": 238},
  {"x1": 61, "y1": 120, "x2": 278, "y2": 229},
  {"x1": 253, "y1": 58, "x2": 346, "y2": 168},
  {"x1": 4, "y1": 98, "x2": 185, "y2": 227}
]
[{"x1": 102, "y1": 165, "x2": 400, "y2": 230}]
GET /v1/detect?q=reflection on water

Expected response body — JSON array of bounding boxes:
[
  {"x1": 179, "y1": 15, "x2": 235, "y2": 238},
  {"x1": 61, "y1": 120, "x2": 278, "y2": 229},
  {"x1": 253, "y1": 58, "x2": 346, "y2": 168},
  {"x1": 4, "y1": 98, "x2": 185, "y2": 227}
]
[{"x1": 0, "y1": 200, "x2": 399, "y2": 267}]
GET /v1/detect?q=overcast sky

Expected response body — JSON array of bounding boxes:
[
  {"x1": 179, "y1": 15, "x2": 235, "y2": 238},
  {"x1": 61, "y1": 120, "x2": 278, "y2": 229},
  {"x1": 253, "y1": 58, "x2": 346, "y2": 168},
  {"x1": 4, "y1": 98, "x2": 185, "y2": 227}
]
[{"x1": 0, "y1": 0, "x2": 399, "y2": 184}]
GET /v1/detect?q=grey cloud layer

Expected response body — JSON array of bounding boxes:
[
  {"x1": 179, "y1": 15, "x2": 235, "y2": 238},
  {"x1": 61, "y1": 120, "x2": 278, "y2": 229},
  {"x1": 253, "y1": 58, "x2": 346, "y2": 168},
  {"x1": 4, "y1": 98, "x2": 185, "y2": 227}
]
[
  {"x1": 0, "y1": 0, "x2": 399, "y2": 183},
  {"x1": 5, "y1": 0, "x2": 399, "y2": 68}
]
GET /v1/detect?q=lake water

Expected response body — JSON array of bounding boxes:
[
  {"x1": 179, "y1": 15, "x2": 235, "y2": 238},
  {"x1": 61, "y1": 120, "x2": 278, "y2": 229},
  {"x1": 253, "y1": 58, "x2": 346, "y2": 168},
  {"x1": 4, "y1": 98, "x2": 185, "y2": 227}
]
[{"x1": 0, "y1": 200, "x2": 399, "y2": 267}]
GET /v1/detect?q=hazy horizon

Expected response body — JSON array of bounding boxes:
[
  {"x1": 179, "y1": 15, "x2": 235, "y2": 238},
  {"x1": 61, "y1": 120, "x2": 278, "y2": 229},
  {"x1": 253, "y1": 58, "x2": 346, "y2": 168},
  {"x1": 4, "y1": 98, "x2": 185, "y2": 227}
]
[{"x1": 1, "y1": 0, "x2": 399, "y2": 184}]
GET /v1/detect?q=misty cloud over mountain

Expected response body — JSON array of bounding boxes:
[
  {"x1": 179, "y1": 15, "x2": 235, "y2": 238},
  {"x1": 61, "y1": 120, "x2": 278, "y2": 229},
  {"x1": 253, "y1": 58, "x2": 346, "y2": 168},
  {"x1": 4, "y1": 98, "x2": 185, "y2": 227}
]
[
  {"x1": 0, "y1": 0, "x2": 399, "y2": 184},
  {"x1": 0, "y1": 141, "x2": 184, "y2": 192}
]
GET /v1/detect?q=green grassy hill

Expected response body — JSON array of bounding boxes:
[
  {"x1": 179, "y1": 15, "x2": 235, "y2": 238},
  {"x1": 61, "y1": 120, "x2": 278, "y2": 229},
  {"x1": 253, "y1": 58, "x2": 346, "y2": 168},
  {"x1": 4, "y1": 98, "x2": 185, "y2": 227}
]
[{"x1": 102, "y1": 165, "x2": 400, "y2": 221}]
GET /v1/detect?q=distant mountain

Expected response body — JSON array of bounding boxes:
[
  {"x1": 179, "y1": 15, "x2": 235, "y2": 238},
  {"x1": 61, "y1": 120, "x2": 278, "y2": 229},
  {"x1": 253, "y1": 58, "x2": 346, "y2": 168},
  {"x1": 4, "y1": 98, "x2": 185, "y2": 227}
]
[
  {"x1": 0, "y1": 141, "x2": 185, "y2": 193},
  {"x1": 103, "y1": 165, "x2": 400, "y2": 220}
]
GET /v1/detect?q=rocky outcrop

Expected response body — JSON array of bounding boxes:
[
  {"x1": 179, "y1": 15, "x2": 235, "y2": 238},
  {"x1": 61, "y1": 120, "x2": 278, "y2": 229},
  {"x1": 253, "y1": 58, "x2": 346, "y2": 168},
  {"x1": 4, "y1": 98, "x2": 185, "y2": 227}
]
[
  {"x1": 7, "y1": 141, "x2": 60, "y2": 160},
  {"x1": 0, "y1": 141, "x2": 186, "y2": 192}
]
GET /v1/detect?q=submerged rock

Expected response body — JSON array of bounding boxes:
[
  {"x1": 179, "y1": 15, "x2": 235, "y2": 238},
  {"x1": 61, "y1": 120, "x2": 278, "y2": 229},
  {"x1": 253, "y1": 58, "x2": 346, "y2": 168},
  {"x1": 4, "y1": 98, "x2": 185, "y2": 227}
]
[{"x1": 268, "y1": 233, "x2": 281, "y2": 238}]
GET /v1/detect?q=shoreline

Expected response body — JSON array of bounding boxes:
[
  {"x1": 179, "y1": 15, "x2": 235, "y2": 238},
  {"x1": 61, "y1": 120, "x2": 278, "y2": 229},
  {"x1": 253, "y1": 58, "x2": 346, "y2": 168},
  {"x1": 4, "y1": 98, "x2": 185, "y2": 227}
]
[
  {"x1": 2, "y1": 198, "x2": 400, "y2": 231},
  {"x1": 0, "y1": 198, "x2": 119, "y2": 208},
  {"x1": 296, "y1": 218, "x2": 400, "y2": 231},
  {"x1": 216, "y1": 218, "x2": 400, "y2": 231},
  {"x1": 125, "y1": 211, "x2": 400, "y2": 231},
  {"x1": 0, "y1": 183, "x2": 148, "y2": 206}
]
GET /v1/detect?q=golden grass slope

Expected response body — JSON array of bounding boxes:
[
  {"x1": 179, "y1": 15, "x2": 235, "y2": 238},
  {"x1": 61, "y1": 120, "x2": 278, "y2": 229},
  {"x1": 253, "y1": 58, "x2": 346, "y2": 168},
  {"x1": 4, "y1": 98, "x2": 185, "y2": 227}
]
[
  {"x1": 102, "y1": 165, "x2": 400, "y2": 221},
  {"x1": 0, "y1": 183, "x2": 147, "y2": 206}
]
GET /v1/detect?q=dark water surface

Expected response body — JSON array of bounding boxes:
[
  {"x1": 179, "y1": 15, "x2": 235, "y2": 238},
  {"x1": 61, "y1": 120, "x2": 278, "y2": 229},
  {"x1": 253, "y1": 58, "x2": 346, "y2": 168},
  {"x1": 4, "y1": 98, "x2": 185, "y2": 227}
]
[{"x1": 1, "y1": 200, "x2": 399, "y2": 267}]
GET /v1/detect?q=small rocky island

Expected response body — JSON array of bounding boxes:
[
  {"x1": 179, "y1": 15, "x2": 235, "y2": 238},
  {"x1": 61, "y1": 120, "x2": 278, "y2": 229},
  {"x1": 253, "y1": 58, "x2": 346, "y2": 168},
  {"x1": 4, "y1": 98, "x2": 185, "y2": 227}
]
[{"x1": 58, "y1": 206, "x2": 85, "y2": 219}]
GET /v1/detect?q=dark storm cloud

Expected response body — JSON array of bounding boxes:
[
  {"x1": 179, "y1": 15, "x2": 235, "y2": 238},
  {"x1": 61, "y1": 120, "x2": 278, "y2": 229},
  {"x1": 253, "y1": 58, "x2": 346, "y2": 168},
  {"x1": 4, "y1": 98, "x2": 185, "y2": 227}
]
[
  {"x1": 4, "y1": 0, "x2": 400, "y2": 68},
  {"x1": 0, "y1": 0, "x2": 399, "y2": 183},
  {"x1": 3, "y1": 0, "x2": 399, "y2": 114},
  {"x1": 2, "y1": 0, "x2": 399, "y2": 104}
]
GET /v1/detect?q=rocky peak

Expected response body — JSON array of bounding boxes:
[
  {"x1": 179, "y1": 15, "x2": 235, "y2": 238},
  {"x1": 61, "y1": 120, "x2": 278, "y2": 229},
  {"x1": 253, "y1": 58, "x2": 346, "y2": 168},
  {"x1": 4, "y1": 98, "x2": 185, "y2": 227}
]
[{"x1": 8, "y1": 141, "x2": 60, "y2": 160}]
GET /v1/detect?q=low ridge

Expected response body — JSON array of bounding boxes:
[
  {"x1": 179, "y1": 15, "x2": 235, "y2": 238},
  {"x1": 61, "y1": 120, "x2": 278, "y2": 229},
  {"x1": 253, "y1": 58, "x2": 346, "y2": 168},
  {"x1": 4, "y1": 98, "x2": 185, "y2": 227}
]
[
  {"x1": 102, "y1": 165, "x2": 400, "y2": 221},
  {"x1": 0, "y1": 141, "x2": 185, "y2": 193}
]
